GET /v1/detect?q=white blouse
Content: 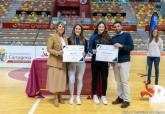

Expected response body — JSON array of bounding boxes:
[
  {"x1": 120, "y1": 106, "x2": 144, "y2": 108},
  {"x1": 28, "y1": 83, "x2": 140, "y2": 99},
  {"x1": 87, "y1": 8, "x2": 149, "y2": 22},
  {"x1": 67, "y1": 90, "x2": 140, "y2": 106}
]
[
  {"x1": 60, "y1": 37, "x2": 66, "y2": 48},
  {"x1": 147, "y1": 38, "x2": 163, "y2": 57}
]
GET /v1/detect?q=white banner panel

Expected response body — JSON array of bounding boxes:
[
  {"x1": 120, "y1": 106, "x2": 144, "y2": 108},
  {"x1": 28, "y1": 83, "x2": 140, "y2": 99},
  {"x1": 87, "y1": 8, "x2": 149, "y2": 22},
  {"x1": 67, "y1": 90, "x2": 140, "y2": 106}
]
[
  {"x1": 0, "y1": 45, "x2": 47, "y2": 68},
  {"x1": 35, "y1": 46, "x2": 48, "y2": 58}
]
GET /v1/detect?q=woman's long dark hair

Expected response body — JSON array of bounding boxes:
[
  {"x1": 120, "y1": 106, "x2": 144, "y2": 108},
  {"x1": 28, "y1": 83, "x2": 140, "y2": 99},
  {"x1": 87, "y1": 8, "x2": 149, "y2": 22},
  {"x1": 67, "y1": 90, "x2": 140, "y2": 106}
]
[
  {"x1": 149, "y1": 29, "x2": 159, "y2": 43},
  {"x1": 94, "y1": 21, "x2": 109, "y2": 43},
  {"x1": 69, "y1": 24, "x2": 84, "y2": 45}
]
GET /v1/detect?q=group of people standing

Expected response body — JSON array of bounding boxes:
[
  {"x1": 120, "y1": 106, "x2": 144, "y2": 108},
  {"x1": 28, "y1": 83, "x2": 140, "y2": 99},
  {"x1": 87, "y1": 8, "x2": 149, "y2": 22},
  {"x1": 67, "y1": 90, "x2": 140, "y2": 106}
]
[{"x1": 46, "y1": 20, "x2": 163, "y2": 108}]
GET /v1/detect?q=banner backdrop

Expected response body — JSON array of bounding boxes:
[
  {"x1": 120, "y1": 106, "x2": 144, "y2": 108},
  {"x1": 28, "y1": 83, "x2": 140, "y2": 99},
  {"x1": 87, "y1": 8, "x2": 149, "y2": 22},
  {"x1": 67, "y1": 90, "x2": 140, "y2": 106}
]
[{"x1": 0, "y1": 46, "x2": 48, "y2": 68}]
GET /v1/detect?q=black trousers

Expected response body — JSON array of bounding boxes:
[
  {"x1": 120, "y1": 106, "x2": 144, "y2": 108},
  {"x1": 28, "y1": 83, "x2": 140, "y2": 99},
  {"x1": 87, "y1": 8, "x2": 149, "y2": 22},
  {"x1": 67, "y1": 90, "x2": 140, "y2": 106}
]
[{"x1": 91, "y1": 55, "x2": 109, "y2": 96}]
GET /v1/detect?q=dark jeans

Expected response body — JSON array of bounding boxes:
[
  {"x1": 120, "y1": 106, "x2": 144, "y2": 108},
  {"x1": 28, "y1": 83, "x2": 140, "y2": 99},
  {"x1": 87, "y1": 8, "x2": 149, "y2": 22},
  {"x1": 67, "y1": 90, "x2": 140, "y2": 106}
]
[
  {"x1": 91, "y1": 55, "x2": 109, "y2": 96},
  {"x1": 147, "y1": 56, "x2": 160, "y2": 82}
]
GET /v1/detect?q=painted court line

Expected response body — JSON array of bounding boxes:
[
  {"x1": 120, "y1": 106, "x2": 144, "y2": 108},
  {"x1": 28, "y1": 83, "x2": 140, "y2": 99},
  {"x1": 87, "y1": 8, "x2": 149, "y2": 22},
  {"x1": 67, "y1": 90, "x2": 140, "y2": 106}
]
[{"x1": 28, "y1": 98, "x2": 41, "y2": 114}]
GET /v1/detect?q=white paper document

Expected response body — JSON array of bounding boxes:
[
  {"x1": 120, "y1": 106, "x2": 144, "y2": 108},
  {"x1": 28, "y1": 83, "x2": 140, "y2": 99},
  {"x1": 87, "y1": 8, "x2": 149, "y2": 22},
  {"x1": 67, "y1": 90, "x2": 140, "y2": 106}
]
[
  {"x1": 63, "y1": 45, "x2": 84, "y2": 62},
  {"x1": 96, "y1": 44, "x2": 118, "y2": 62}
]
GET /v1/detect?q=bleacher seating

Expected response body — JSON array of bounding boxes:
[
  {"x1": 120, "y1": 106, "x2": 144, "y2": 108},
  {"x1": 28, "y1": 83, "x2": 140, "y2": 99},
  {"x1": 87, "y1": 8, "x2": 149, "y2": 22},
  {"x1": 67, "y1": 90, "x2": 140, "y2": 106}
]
[
  {"x1": 0, "y1": 29, "x2": 53, "y2": 45},
  {"x1": 92, "y1": 15, "x2": 126, "y2": 24},
  {"x1": 18, "y1": 0, "x2": 52, "y2": 11},
  {"x1": 159, "y1": 33, "x2": 165, "y2": 49},
  {"x1": 11, "y1": 0, "x2": 52, "y2": 23},
  {"x1": 0, "y1": 0, "x2": 14, "y2": 19},
  {"x1": 91, "y1": 2, "x2": 126, "y2": 24},
  {"x1": 92, "y1": 2, "x2": 125, "y2": 14},
  {"x1": 131, "y1": 2, "x2": 165, "y2": 27},
  {"x1": 11, "y1": 14, "x2": 51, "y2": 23}
]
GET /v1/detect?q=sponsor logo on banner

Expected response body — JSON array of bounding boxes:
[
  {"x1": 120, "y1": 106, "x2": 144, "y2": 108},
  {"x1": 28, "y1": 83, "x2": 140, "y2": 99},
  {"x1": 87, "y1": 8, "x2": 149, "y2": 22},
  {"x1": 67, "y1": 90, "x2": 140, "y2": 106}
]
[
  {"x1": 0, "y1": 48, "x2": 7, "y2": 62},
  {"x1": 7, "y1": 52, "x2": 32, "y2": 63},
  {"x1": 35, "y1": 46, "x2": 48, "y2": 58}
]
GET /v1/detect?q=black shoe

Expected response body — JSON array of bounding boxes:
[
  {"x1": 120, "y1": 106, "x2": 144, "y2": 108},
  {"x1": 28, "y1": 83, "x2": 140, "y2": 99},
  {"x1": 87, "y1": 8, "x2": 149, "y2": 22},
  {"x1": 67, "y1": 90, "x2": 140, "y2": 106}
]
[
  {"x1": 155, "y1": 81, "x2": 158, "y2": 85},
  {"x1": 121, "y1": 101, "x2": 130, "y2": 108},
  {"x1": 155, "y1": 79, "x2": 158, "y2": 85},
  {"x1": 146, "y1": 80, "x2": 151, "y2": 85},
  {"x1": 112, "y1": 97, "x2": 123, "y2": 105}
]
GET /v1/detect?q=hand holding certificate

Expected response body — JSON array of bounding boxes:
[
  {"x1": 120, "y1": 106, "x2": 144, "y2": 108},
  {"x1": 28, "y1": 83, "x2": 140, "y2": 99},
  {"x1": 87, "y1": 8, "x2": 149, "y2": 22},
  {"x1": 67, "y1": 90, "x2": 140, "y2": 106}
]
[
  {"x1": 96, "y1": 44, "x2": 118, "y2": 62},
  {"x1": 63, "y1": 45, "x2": 84, "y2": 62}
]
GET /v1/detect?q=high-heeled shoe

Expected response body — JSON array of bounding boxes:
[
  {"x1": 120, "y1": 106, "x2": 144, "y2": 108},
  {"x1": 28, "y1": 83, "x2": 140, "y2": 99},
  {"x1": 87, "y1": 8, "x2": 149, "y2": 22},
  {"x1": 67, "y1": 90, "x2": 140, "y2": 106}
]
[
  {"x1": 54, "y1": 93, "x2": 59, "y2": 107},
  {"x1": 58, "y1": 93, "x2": 65, "y2": 104}
]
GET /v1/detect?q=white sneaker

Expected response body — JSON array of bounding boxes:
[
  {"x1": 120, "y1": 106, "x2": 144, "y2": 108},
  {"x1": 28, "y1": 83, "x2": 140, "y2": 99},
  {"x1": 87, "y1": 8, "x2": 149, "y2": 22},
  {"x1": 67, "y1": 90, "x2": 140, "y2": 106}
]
[
  {"x1": 93, "y1": 95, "x2": 100, "y2": 104},
  {"x1": 69, "y1": 96, "x2": 74, "y2": 105},
  {"x1": 76, "y1": 96, "x2": 81, "y2": 105},
  {"x1": 101, "y1": 96, "x2": 108, "y2": 105}
]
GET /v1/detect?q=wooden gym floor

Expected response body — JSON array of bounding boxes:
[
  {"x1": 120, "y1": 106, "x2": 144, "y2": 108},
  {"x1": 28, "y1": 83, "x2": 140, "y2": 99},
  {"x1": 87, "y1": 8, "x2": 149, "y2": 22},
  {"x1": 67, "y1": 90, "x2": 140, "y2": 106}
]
[{"x1": 0, "y1": 55, "x2": 165, "y2": 114}]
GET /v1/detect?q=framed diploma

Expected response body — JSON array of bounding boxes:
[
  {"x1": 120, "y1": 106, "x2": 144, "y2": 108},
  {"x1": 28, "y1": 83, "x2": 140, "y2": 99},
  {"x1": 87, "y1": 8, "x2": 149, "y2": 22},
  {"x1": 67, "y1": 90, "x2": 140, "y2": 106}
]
[{"x1": 96, "y1": 44, "x2": 118, "y2": 62}]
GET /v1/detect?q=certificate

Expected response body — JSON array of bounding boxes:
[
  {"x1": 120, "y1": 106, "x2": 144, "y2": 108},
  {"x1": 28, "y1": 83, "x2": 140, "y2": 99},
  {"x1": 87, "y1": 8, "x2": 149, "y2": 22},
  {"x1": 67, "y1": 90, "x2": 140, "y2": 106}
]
[
  {"x1": 63, "y1": 45, "x2": 84, "y2": 62},
  {"x1": 96, "y1": 44, "x2": 118, "y2": 62}
]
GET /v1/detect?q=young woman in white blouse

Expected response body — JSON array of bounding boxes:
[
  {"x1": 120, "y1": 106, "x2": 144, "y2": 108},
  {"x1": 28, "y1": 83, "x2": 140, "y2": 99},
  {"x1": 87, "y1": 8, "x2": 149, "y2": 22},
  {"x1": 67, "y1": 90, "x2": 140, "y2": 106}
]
[{"x1": 147, "y1": 28, "x2": 163, "y2": 85}]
